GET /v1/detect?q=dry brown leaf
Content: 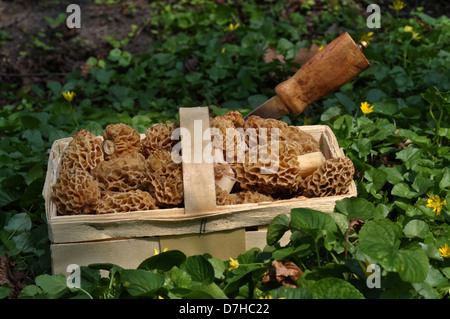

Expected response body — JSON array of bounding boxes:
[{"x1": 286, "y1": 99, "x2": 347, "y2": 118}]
[
  {"x1": 291, "y1": 43, "x2": 320, "y2": 70},
  {"x1": 262, "y1": 260, "x2": 303, "y2": 288},
  {"x1": 263, "y1": 46, "x2": 285, "y2": 64},
  {"x1": 0, "y1": 253, "x2": 26, "y2": 299}
]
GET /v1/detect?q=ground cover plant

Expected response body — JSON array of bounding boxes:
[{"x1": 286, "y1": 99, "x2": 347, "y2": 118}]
[{"x1": 0, "y1": 0, "x2": 449, "y2": 299}]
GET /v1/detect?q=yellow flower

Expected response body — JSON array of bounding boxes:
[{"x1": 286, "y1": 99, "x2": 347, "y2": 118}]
[
  {"x1": 439, "y1": 243, "x2": 450, "y2": 258},
  {"x1": 389, "y1": 0, "x2": 406, "y2": 11},
  {"x1": 259, "y1": 295, "x2": 285, "y2": 299},
  {"x1": 221, "y1": 47, "x2": 226, "y2": 54},
  {"x1": 411, "y1": 32, "x2": 421, "y2": 41},
  {"x1": 426, "y1": 194, "x2": 446, "y2": 215},
  {"x1": 153, "y1": 248, "x2": 168, "y2": 255},
  {"x1": 62, "y1": 91, "x2": 75, "y2": 102},
  {"x1": 360, "y1": 101, "x2": 374, "y2": 114},
  {"x1": 403, "y1": 25, "x2": 413, "y2": 33},
  {"x1": 404, "y1": 25, "x2": 421, "y2": 41},
  {"x1": 227, "y1": 23, "x2": 240, "y2": 31},
  {"x1": 360, "y1": 32, "x2": 374, "y2": 45},
  {"x1": 228, "y1": 257, "x2": 239, "y2": 271}
]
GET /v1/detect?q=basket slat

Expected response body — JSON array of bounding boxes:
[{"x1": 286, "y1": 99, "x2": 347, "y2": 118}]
[{"x1": 179, "y1": 107, "x2": 217, "y2": 215}]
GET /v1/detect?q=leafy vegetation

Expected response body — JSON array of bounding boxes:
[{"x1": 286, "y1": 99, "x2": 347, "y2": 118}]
[{"x1": 0, "y1": 0, "x2": 449, "y2": 299}]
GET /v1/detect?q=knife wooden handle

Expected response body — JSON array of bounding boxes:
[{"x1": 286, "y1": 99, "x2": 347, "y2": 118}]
[{"x1": 274, "y1": 32, "x2": 370, "y2": 116}]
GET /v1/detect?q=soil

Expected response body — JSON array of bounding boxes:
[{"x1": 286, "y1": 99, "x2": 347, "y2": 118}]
[{"x1": 0, "y1": 0, "x2": 154, "y2": 105}]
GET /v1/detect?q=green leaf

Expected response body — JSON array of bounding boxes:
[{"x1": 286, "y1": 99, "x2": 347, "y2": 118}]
[
  {"x1": 35, "y1": 274, "x2": 68, "y2": 298},
  {"x1": 207, "y1": 257, "x2": 226, "y2": 280},
  {"x1": 4, "y1": 213, "x2": 32, "y2": 234},
  {"x1": 411, "y1": 172, "x2": 434, "y2": 196},
  {"x1": 359, "y1": 220, "x2": 429, "y2": 282},
  {"x1": 334, "y1": 197, "x2": 377, "y2": 221},
  {"x1": 351, "y1": 138, "x2": 372, "y2": 159},
  {"x1": 18, "y1": 285, "x2": 43, "y2": 299},
  {"x1": 310, "y1": 278, "x2": 364, "y2": 299},
  {"x1": 438, "y1": 167, "x2": 450, "y2": 189},
  {"x1": 266, "y1": 214, "x2": 290, "y2": 246},
  {"x1": 358, "y1": 219, "x2": 401, "y2": 266},
  {"x1": 392, "y1": 249, "x2": 429, "y2": 283},
  {"x1": 138, "y1": 250, "x2": 186, "y2": 272},
  {"x1": 269, "y1": 286, "x2": 313, "y2": 299},
  {"x1": 403, "y1": 220, "x2": 429, "y2": 239},
  {"x1": 171, "y1": 267, "x2": 192, "y2": 289},
  {"x1": 396, "y1": 147, "x2": 422, "y2": 169},
  {"x1": 0, "y1": 284, "x2": 12, "y2": 299},
  {"x1": 121, "y1": 269, "x2": 165, "y2": 296},
  {"x1": 379, "y1": 165, "x2": 405, "y2": 184},
  {"x1": 364, "y1": 167, "x2": 388, "y2": 193},
  {"x1": 397, "y1": 129, "x2": 432, "y2": 148},
  {"x1": 290, "y1": 208, "x2": 337, "y2": 233},
  {"x1": 181, "y1": 255, "x2": 215, "y2": 287},
  {"x1": 335, "y1": 92, "x2": 357, "y2": 113},
  {"x1": 44, "y1": 13, "x2": 66, "y2": 29},
  {"x1": 272, "y1": 243, "x2": 311, "y2": 260},
  {"x1": 370, "y1": 124, "x2": 397, "y2": 142},
  {"x1": 391, "y1": 183, "x2": 419, "y2": 199},
  {"x1": 372, "y1": 99, "x2": 399, "y2": 115},
  {"x1": 0, "y1": 189, "x2": 21, "y2": 208},
  {"x1": 182, "y1": 283, "x2": 228, "y2": 299}
]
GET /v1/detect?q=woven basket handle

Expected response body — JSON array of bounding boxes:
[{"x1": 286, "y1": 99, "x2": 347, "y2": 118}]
[{"x1": 179, "y1": 107, "x2": 217, "y2": 215}]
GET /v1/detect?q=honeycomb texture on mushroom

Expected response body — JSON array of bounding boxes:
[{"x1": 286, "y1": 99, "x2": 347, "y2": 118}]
[
  {"x1": 218, "y1": 190, "x2": 274, "y2": 206},
  {"x1": 96, "y1": 190, "x2": 158, "y2": 214},
  {"x1": 141, "y1": 121, "x2": 178, "y2": 158},
  {"x1": 209, "y1": 115, "x2": 243, "y2": 163},
  {"x1": 102, "y1": 123, "x2": 141, "y2": 160},
  {"x1": 143, "y1": 150, "x2": 183, "y2": 207},
  {"x1": 221, "y1": 110, "x2": 245, "y2": 128},
  {"x1": 91, "y1": 153, "x2": 146, "y2": 192},
  {"x1": 52, "y1": 169, "x2": 101, "y2": 215},
  {"x1": 233, "y1": 140, "x2": 304, "y2": 194},
  {"x1": 280, "y1": 126, "x2": 320, "y2": 154},
  {"x1": 300, "y1": 157, "x2": 354, "y2": 197},
  {"x1": 59, "y1": 129, "x2": 103, "y2": 174},
  {"x1": 243, "y1": 116, "x2": 319, "y2": 154}
]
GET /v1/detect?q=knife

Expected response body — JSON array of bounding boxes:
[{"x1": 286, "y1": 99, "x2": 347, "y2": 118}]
[{"x1": 244, "y1": 32, "x2": 370, "y2": 120}]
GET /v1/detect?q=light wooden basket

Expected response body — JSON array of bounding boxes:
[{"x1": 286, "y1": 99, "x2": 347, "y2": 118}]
[{"x1": 43, "y1": 107, "x2": 356, "y2": 274}]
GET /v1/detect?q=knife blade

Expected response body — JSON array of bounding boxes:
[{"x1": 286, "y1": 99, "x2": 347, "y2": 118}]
[{"x1": 244, "y1": 32, "x2": 370, "y2": 120}]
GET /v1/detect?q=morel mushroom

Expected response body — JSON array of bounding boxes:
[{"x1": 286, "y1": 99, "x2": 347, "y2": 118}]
[
  {"x1": 96, "y1": 190, "x2": 158, "y2": 214},
  {"x1": 52, "y1": 169, "x2": 101, "y2": 215},
  {"x1": 300, "y1": 157, "x2": 355, "y2": 197},
  {"x1": 102, "y1": 123, "x2": 141, "y2": 160}
]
